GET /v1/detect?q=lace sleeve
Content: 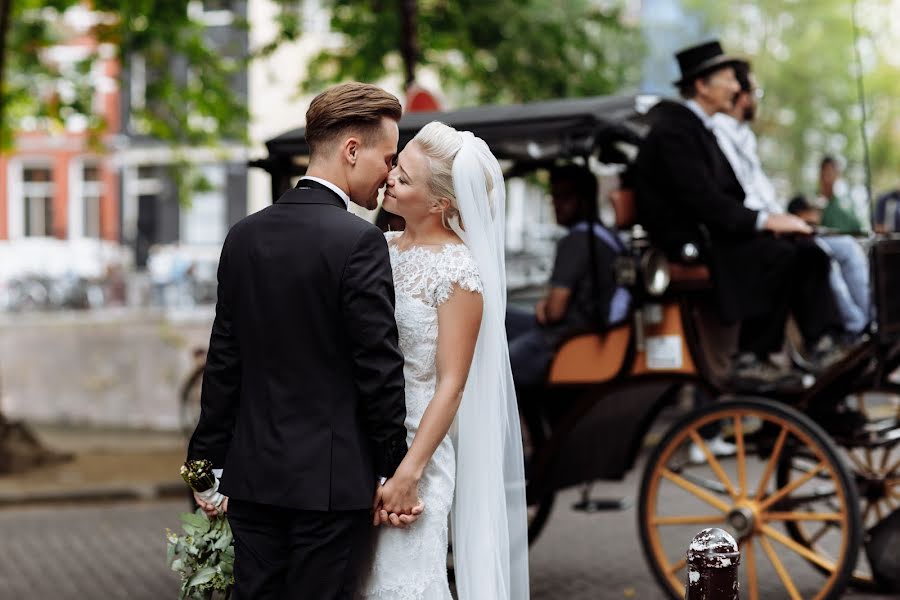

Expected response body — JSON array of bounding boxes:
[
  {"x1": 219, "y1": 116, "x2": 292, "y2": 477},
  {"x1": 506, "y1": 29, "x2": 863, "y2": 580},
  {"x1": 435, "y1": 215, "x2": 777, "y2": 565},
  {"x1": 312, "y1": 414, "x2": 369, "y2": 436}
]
[{"x1": 433, "y1": 245, "x2": 483, "y2": 306}]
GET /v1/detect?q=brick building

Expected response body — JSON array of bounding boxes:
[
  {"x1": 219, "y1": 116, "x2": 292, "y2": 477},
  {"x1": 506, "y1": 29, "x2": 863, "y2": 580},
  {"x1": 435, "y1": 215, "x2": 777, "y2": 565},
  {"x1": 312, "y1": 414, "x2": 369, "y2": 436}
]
[{"x1": 0, "y1": 10, "x2": 120, "y2": 244}]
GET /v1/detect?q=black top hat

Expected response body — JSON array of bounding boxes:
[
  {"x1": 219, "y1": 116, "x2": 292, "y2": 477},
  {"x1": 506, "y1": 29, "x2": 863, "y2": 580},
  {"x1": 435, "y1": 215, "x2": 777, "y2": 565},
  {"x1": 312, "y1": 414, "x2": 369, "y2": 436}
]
[{"x1": 673, "y1": 40, "x2": 741, "y2": 86}]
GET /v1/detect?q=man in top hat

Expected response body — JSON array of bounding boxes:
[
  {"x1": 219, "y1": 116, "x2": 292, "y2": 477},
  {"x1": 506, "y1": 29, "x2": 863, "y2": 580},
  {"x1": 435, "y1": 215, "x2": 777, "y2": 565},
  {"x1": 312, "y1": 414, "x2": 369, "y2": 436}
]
[{"x1": 634, "y1": 40, "x2": 845, "y2": 388}]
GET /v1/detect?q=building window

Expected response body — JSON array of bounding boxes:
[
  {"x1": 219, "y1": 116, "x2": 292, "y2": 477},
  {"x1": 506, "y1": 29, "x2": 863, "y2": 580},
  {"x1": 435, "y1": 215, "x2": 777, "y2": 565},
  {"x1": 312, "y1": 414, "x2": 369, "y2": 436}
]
[
  {"x1": 23, "y1": 166, "x2": 54, "y2": 237},
  {"x1": 82, "y1": 163, "x2": 103, "y2": 238},
  {"x1": 187, "y1": 0, "x2": 234, "y2": 26},
  {"x1": 181, "y1": 165, "x2": 226, "y2": 245}
]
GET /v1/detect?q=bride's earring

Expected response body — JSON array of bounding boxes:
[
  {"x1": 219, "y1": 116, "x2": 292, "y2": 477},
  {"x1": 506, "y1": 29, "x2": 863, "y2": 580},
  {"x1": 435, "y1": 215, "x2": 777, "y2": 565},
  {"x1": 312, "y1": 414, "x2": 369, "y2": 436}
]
[{"x1": 441, "y1": 209, "x2": 451, "y2": 230}]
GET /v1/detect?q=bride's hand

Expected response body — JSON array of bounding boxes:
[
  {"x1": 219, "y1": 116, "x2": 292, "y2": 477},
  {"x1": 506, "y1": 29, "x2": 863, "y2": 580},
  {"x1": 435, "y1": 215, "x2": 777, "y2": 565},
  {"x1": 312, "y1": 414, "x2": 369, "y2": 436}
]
[{"x1": 373, "y1": 468, "x2": 424, "y2": 527}]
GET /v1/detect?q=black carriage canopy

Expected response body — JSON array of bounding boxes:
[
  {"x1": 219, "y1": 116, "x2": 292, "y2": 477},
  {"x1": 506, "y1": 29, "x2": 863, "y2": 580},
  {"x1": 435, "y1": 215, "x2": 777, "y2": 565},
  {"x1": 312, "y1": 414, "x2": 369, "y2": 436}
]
[{"x1": 250, "y1": 94, "x2": 660, "y2": 200}]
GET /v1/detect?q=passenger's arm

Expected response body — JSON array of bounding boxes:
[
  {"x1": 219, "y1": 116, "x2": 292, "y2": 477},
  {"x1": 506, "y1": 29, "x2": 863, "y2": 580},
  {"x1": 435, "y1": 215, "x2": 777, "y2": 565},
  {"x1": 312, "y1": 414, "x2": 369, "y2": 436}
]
[{"x1": 538, "y1": 287, "x2": 572, "y2": 325}]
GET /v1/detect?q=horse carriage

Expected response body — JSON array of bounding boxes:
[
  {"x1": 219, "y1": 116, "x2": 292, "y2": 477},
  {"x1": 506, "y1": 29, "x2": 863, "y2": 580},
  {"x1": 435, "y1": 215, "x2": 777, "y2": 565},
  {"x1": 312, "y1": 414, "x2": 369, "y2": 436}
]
[{"x1": 252, "y1": 94, "x2": 900, "y2": 599}]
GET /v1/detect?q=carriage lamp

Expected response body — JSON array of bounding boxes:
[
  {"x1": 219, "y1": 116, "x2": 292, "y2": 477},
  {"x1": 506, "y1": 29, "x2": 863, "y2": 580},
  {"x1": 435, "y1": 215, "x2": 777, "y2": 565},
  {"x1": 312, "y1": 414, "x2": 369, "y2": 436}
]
[
  {"x1": 681, "y1": 242, "x2": 700, "y2": 262},
  {"x1": 640, "y1": 248, "x2": 671, "y2": 297}
]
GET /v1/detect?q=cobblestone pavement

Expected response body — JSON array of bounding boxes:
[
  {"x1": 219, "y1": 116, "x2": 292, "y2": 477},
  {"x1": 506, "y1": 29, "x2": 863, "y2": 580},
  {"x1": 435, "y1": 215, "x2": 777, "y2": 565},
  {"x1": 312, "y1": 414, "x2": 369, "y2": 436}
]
[{"x1": 0, "y1": 481, "x2": 895, "y2": 599}]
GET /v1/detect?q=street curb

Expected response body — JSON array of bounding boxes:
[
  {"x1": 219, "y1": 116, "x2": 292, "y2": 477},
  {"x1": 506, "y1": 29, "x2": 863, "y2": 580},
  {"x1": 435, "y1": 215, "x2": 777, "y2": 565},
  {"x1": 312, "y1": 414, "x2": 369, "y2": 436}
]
[{"x1": 0, "y1": 481, "x2": 187, "y2": 508}]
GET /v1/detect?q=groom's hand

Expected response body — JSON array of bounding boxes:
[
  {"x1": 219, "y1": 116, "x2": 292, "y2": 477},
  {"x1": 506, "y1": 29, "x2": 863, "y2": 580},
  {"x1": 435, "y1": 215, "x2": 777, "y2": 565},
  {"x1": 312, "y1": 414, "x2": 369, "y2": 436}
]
[{"x1": 194, "y1": 492, "x2": 228, "y2": 518}]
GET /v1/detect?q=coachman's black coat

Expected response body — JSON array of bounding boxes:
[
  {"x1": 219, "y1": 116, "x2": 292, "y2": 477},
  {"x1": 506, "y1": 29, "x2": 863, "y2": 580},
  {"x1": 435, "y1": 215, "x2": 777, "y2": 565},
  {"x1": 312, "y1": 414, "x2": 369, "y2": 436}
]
[
  {"x1": 188, "y1": 179, "x2": 408, "y2": 512},
  {"x1": 635, "y1": 100, "x2": 824, "y2": 327}
]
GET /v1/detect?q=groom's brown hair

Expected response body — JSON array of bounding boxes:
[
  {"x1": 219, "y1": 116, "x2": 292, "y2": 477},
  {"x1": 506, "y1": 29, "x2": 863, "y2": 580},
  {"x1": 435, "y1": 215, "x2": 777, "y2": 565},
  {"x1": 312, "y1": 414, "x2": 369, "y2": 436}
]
[{"x1": 305, "y1": 82, "x2": 402, "y2": 157}]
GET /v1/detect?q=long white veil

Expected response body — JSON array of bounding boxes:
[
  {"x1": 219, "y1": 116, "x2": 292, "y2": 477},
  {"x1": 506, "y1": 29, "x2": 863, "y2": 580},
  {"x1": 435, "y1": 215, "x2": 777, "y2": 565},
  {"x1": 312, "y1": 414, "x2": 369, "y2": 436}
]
[{"x1": 447, "y1": 131, "x2": 530, "y2": 599}]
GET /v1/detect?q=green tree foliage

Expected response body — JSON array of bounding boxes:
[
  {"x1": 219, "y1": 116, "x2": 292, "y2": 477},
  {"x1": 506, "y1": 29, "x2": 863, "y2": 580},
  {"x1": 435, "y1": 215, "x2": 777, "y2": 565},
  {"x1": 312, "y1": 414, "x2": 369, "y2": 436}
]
[
  {"x1": 305, "y1": 0, "x2": 644, "y2": 105},
  {"x1": 4, "y1": 0, "x2": 250, "y2": 148},
  {"x1": 687, "y1": 0, "x2": 900, "y2": 197}
]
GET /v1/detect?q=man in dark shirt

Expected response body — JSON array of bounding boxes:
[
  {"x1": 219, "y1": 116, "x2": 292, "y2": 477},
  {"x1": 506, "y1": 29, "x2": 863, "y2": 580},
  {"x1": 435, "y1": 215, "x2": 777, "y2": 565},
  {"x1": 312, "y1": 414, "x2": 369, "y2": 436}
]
[{"x1": 507, "y1": 165, "x2": 628, "y2": 388}]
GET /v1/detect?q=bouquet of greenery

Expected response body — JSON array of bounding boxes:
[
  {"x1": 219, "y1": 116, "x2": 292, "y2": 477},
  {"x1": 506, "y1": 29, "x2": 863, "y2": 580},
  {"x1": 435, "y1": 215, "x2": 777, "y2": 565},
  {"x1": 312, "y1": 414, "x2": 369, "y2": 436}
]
[
  {"x1": 166, "y1": 509, "x2": 235, "y2": 600},
  {"x1": 168, "y1": 459, "x2": 234, "y2": 599}
]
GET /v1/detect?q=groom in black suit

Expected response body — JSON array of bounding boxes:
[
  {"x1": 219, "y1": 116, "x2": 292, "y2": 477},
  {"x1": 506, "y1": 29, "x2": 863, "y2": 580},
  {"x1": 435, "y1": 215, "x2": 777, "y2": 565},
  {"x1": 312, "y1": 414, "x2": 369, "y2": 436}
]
[{"x1": 188, "y1": 82, "x2": 415, "y2": 599}]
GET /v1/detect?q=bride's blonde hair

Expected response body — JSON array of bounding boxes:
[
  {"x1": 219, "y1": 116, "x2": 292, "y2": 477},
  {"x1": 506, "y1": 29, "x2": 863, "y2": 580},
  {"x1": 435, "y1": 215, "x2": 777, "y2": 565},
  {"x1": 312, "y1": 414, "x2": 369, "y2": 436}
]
[{"x1": 410, "y1": 121, "x2": 495, "y2": 228}]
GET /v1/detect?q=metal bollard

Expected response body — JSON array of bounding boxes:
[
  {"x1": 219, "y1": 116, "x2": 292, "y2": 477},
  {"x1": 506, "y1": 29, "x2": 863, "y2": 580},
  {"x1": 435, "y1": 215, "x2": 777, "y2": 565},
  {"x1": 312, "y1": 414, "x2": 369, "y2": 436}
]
[{"x1": 685, "y1": 528, "x2": 741, "y2": 600}]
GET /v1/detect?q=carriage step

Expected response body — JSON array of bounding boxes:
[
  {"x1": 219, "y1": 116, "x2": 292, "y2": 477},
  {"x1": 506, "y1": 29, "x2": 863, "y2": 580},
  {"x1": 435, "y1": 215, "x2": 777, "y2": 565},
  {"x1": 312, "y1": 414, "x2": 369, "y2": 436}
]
[{"x1": 572, "y1": 497, "x2": 632, "y2": 513}]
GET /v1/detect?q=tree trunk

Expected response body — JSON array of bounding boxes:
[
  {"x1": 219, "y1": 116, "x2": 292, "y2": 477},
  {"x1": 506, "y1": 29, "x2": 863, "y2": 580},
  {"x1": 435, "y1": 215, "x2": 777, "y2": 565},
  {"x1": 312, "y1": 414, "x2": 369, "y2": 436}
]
[
  {"x1": 399, "y1": 0, "x2": 418, "y2": 88},
  {"x1": 0, "y1": 0, "x2": 12, "y2": 135}
]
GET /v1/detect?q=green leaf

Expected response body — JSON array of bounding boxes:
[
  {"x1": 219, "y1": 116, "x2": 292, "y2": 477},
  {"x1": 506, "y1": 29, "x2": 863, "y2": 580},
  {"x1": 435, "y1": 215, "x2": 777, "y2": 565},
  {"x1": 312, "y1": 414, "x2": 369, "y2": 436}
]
[
  {"x1": 181, "y1": 512, "x2": 211, "y2": 535},
  {"x1": 166, "y1": 539, "x2": 176, "y2": 567},
  {"x1": 188, "y1": 566, "x2": 218, "y2": 587}
]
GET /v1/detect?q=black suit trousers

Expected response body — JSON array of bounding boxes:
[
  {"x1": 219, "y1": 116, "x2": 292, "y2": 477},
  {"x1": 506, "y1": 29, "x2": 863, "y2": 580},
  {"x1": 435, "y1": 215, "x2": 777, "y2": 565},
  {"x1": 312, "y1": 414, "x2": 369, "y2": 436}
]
[
  {"x1": 738, "y1": 236, "x2": 839, "y2": 355},
  {"x1": 228, "y1": 499, "x2": 372, "y2": 600}
]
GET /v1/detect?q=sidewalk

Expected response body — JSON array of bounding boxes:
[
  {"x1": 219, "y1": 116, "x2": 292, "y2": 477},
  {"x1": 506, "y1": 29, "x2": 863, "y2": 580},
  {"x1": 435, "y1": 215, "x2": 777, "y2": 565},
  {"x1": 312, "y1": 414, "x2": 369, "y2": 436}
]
[{"x1": 0, "y1": 424, "x2": 188, "y2": 507}]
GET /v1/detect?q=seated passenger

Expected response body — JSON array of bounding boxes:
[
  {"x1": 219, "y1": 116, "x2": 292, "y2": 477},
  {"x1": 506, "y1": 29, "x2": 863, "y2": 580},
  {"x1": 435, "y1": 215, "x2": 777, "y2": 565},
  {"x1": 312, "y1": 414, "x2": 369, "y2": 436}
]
[
  {"x1": 817, "y1": 156, "x2": 865, "y2": 234},
  {"x1": 711, "y1": 59, "x2": 870, "y2": 338},
  {"x1": 507, "y1": 165, "x2": 629, "y2": 388},
  {"x1": 787, "y1": 195, "x2": 870, "y2": 337}
]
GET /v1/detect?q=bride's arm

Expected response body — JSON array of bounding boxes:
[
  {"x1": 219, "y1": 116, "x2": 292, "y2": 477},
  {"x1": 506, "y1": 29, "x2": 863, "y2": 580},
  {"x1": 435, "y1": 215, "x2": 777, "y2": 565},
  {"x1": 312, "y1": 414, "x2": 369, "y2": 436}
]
[{"x1": 375, "y1": 284, "x2": 483, "y2": 525}]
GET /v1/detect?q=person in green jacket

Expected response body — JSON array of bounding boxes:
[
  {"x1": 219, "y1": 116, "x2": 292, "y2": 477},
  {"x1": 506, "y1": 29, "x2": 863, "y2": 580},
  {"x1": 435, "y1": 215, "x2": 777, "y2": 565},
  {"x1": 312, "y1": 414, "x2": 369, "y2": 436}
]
[{"x1": 817, "y1": 156, "x2": 864, "y2": 233}]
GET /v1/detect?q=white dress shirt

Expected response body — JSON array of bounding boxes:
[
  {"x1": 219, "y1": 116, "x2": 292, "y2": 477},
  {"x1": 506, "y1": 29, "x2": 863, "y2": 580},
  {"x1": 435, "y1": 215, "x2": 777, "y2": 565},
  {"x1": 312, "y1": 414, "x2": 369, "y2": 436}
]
[
  {"x1": 298, "y1": 175, "x2": 350, "y2": 208},
  {"x1": 712, "y1": 113, "x2": 782, "y2": 215}
]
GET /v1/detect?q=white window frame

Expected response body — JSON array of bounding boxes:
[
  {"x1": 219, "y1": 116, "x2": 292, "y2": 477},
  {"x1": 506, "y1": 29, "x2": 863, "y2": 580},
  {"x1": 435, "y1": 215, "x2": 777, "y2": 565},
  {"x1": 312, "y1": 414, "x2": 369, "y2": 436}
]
[
  {"x1": 7, "y1": 159, "x2": 55, "y2": 239},
  {"x1": 180, "y1": 164, "x2": 227, "y2": 245},
  {"x1": 187, "y1": 0, "x2": 234, "y2": 27},
  {"x1": 69, "y1": 158, "x2": 103, "y2": 239},
  {"x1": 130, "y1": 53, "x2": 146, "y2": 111},
  {"x1": 122, "y1": 164, "x2": 164, "y2": 244}
]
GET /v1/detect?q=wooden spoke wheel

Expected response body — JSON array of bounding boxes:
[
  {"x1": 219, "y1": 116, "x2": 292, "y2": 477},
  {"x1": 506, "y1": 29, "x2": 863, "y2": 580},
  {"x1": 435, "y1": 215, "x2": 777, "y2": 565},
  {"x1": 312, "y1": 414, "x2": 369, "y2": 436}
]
[
  {"x1": 639, "y1": 398, "x2": 861, "y2": 600},
  {"x1": 780, "y1": 391, "x2": 900, "y2": 590}
]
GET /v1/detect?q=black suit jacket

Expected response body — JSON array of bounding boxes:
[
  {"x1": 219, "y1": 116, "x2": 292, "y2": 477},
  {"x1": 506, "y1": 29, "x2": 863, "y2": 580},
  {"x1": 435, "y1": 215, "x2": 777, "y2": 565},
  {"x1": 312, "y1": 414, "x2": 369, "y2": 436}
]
[
  {"x1": 635, "y1": 100, "x2": 758, "y2": 252},
  {"x1": 634, "y1": 101, "x2": 789, "y2": 323},
  {"x1": 188, "y1": 180, "x2": 408, "y2": 511}
]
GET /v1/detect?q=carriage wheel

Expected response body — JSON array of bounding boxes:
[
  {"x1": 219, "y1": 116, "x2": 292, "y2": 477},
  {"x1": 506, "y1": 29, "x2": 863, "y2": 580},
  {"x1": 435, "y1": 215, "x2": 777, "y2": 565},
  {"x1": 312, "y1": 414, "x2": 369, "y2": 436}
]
[
  {"x1": 777, "y1": 391, "x2": 900, "y2": 590},
  {"x1": 639, "y1": 398, "x2": 860, "y2": 600}
]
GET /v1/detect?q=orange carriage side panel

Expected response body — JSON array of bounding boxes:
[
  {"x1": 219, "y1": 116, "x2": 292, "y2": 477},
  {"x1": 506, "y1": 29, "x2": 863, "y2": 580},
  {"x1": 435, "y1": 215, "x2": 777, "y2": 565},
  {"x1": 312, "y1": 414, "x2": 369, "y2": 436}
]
[
  {"x1": 630, "y1": 303, "x2": 697, "y2": 376},
  {"x1": 547, "y1": 326, "x2": 631, "y2": 384}
]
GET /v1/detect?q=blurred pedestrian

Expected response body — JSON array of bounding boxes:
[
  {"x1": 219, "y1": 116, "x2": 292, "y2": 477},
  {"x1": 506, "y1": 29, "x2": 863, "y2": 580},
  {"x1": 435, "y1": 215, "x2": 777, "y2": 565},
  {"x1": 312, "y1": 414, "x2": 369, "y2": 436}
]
[{"x1": 817, "y1": 156, "x2": 864, "y2": 234}]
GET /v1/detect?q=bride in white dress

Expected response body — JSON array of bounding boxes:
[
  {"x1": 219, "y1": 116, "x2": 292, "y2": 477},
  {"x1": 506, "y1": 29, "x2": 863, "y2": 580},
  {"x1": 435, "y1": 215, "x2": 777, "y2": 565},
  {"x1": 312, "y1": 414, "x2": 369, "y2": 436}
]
[{"x1": 358, "y1": 122, "x2": 529, "y2": 600}]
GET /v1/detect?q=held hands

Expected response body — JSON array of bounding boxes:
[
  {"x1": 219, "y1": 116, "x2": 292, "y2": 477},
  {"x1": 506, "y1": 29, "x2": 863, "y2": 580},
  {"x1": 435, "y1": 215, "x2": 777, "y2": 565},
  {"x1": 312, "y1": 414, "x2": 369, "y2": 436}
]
[
  {"x1": 194, "y1": 491, "x2": 228, "y2": 518},
  {"x1": 764, "y1": 213, "x2": 814, "y2": 236},
  {"x1": 372, "y1": 468, "x2": 425, "y2": 528}
]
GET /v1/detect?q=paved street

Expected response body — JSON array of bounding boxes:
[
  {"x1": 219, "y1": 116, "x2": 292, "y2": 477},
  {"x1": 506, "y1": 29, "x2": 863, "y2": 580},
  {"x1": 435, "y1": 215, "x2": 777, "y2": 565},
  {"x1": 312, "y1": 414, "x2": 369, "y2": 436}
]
[{"x1": 0, "y1": 469, "x2": 895, "y2": 600}]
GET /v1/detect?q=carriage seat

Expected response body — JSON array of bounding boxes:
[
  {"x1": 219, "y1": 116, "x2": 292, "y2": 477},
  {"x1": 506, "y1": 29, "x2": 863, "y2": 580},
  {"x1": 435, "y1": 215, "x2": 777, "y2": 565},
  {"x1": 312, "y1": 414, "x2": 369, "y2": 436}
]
[{"x1": 610, "y1": 188, "x2": 712, "y2": 291}]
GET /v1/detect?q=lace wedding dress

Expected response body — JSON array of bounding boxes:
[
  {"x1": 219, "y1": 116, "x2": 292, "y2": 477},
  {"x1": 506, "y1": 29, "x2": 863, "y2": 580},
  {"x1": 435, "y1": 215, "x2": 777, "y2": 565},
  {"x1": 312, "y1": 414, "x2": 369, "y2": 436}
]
[{"x1": 358, "y1": 231, "x2": 483, "y2": 600}]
